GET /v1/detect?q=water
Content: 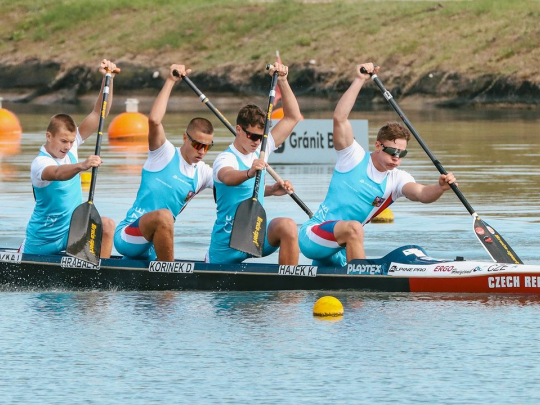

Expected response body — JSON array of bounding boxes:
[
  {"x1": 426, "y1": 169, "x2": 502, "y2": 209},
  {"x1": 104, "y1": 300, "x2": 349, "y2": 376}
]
[
  {"x1": 2, "y1": 291, "x2": 540, "y2": 404},
  {"x1": 1, "y1": 99, "x2": 540, "y2": 403}
]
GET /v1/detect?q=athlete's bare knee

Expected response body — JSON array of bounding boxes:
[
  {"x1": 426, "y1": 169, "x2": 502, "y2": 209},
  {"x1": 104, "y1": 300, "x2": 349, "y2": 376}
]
[
  {"x1": 140, "y1": 209, "x2": 174, "y2": 241},
  {"x1": 269, "y1": 218, "x2": 298, "y2": 244},
  {"x1": 153, "y1": 209, "x2": 174, "y2": 226},
  {"x1": 102, "y1": 217, "x2": 115, "y2": 237},
  {"x1": 347, "y1": 221, "x2": 364, "y2": 239},
  {"x1": 336, "y1": 220, "x2": 364, "y2": 245}
]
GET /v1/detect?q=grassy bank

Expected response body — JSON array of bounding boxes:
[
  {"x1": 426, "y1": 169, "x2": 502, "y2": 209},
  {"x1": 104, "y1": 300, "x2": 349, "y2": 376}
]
[{"x1": 1, "y1": 0, "x2": 539, "y2": 84}]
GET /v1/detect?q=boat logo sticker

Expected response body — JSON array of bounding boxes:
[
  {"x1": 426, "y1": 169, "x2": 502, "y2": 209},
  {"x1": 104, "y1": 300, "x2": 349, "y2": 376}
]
[
  {"x1": 61, "y1": 256, "x2": 100, "y2": 270},
  {"x1": 149, "y1": 261, "x2": 194, "y2": 273},
  {"x1": 402, "y1": 248, "x2": 426, "y2": 257},
  {"x1": 388, "y1": 263, "x2": 427, "y2": 273},
  {"x1": 475, "y1": 227, "x2": 485, "y2": 236},
  {"x1": 0, "y1": 252, "x2": 22, "y2": 264},
  {"x1": 278, "y1": 265, "x2": 317, "y2": 277},
  {"x1": 347, "y1": 263, "x2": 382, "y2": 275},
  {"x1": 486, "y1": 226, "x2": 495, "y2": 234}
]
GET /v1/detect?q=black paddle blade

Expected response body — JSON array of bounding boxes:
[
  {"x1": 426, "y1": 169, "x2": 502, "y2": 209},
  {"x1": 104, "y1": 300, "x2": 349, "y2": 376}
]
[
  {"x1": 473, "y1": 217, "x2": 522, "y2": 264},
  {"x1": 66, "y1": 202, "x2": 103, "y2": 266},
  {"x1": 229, "y1": 199, "x2": 267, "y2": 257}
]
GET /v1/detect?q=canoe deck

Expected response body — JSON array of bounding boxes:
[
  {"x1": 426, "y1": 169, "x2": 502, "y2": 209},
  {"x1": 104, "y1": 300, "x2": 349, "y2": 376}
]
[{"x1": 1, "y1": 246, "x2": 540, "y2": 293}]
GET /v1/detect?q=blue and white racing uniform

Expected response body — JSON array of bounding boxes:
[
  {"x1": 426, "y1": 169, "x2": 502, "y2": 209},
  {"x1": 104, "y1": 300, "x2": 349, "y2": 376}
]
[
  {"x1": 299, "y1": 141, "x2": 414, "y2": 266},
  {"x1": 208, "y1": 135, "x2": 278, "y2": 264},
  {"x1": 114, "y1": 140, "x2": 213, "y2": 260},
  {"x1": 21, "y1": 133, "x2": 84, "y2": 255}
]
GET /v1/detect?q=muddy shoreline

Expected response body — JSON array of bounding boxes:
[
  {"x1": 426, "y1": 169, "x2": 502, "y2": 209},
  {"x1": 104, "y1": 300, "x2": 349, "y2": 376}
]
[{"x1": 1, "y1": 60, "x2": 539, "y2": 108}]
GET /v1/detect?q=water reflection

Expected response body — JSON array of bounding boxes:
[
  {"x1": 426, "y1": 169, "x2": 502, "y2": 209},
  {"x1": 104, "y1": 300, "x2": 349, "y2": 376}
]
[
  {"x1": 0, "y1": 132, "x2": 21, "y2": 155},
  {"x1": 32, "y1": 292, "x2": 111, "y2": 317},
  {"x1": 108, "y1": 136, "x2": 147, "y2": 175}
]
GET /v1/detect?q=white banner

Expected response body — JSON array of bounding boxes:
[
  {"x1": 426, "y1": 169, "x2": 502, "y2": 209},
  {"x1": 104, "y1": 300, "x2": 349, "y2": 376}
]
[{"x1": 269, "y1": 119, "x2": 368, "y2": 164}]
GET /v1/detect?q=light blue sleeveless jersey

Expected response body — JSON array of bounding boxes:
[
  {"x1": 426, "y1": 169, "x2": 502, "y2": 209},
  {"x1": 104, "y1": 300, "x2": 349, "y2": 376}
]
[
  {"x1": 313, "y1": 152, "x2": 390, "y2": 224},
  {"x1": 210, "y1": 147, "x2": 265, "y2": 252},
  {"x1": 25, "y1": 150, "x2": 82, "y2": 247},
  {"x1": 117, "y1": 148, "x2": 199, "y2": 229}
]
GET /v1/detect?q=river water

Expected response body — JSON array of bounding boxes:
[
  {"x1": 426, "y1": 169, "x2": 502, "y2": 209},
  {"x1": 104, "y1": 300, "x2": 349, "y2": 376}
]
[{"x1": 0, "y1": 98, "x2": 539, "y2": 403}]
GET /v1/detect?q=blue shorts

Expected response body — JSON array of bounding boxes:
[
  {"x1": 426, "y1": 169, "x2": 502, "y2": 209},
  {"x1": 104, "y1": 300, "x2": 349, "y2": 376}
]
[
  {"x1": 114, "y1": 218, "x2": 156, "y2": 260},
  {"x1": 21, "y1": 232, "x2": 69, "y2": 255},
  {"x1": 299, "y1": 219, "x2": 347, "y2": 267},
  {"x1": 208, "y1": 222, "x2": 279, "y2": 264}
]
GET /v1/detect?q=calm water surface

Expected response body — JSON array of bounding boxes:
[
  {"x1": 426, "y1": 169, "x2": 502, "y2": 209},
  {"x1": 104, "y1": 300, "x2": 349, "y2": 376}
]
[{"x1": 0, "y1": 98, "x2": 539, "y2": 403}]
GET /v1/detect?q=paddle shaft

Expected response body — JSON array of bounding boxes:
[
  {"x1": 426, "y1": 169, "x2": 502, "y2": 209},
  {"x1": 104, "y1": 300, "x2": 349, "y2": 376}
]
[
  {"x1": 66, "y1": 68, "x2": 118, "y2": 265},
  {"x1": 177, "y1": 71, "x2": 313, "y2": 218},
  {"x1": 364, "y1": 69, "x2": 476, "y2": 215},
  {"x1": 87, "y1": 73, "x2": 112, "y2": 203},
  {"x1": 253, "y1": 71, "x2": 279, "y2": 198}
]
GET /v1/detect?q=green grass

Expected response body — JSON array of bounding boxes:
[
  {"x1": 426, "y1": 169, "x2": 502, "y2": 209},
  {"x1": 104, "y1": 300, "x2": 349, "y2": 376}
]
[{"x1": 0, "y1": 0, "x2": 539, "y2": 82}]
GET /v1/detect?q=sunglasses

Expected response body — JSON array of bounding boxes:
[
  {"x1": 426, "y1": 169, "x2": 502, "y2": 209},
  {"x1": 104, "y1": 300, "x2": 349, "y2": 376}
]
[
  {"x1": 186, "y1": 131, "x2": 213, "y2": 152},
  {"x1": 380, "y1": 143, "x2": 408, "y2": 158},
  {"x1": 241, "y1": 126, "x2": 264, "y2": 142}
]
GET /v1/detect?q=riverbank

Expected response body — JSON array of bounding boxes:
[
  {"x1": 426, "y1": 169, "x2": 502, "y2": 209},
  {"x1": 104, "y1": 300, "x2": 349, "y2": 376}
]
[{"x1": 1, "y1": 0, "x2": 539, "y2": 107}]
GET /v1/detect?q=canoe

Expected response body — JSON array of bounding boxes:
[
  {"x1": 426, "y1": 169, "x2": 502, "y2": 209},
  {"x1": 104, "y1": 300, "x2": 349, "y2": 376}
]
[{"x1": 1, "y1": 245, "x2": 540, "y2": 293}]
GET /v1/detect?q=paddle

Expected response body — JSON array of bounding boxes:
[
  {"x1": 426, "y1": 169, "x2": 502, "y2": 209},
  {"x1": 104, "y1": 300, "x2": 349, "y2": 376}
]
[
  {"x1": 216, "y1": 70, "x2": 276, "y2": 257},
  {"x1": 173, "y1": 69, "x2": 313, "y2": 218},
  {"x1": 362, "y1": 66, "x2": 522, "y2": 264},
  {"x1": 66, "y1": 68, "x2": 120, "y2": 266}
]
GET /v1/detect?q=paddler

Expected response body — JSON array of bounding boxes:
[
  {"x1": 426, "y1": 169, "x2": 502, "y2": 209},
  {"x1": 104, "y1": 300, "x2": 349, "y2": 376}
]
[
  {"x1": 19, "y1": 59, "x2": 118, "y2": 257},
  {"x1": 299, "y1": 63, "x2": 457, "y2": 266},
  {"x1": 206, "y1": 62, "x2": 302, "y2": 265},
  {"x1": 113, "y1": 64, "x2": 214, "y2": 261}
]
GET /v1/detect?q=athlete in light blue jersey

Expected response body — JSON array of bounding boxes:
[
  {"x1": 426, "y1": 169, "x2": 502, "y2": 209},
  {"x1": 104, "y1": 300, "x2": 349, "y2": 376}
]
[
  {"x1": 114, "y1": 64, "x2": 214, "y2": 261},
  {"x1": 20, "y1": 59, "x2": 118, "y2": 256},
  {"x1": 299, "y1": 63, "x2": 458, "y2": 267},
  {"x1": 208, "y1": 63, "x2": 302, "y2": 265}
]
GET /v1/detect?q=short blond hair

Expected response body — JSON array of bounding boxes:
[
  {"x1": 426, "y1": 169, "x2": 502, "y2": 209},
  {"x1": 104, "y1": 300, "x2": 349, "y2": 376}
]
[{"x1": 47, "y1": 114, "x2": 76, "y2": 136}]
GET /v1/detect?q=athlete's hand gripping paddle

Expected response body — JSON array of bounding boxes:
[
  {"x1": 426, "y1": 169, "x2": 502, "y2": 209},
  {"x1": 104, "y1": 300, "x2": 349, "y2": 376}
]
[{"x1": 66, "y1": 67, "x2": 121, "y2": 266}]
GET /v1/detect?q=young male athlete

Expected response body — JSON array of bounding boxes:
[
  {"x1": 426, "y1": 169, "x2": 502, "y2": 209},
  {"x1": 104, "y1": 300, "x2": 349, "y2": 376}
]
[
  {"x1": 20, "y1": 59, "x2": 118, "y2": 257},
  {"x1": 114, "y1": 64, "x2": 214, "y2": 261},
  {"x1": 208, "y1": 63, "x2": 302, "y2": 265},
  {"x1": 299, "y1": 63, "x2": 457, "y2": 266}
]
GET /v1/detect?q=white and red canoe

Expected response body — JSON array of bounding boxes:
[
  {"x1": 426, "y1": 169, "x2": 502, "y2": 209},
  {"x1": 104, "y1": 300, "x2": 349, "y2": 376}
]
[{"x1": 1, "y1": 245, "x2": 539, "y2": 293}]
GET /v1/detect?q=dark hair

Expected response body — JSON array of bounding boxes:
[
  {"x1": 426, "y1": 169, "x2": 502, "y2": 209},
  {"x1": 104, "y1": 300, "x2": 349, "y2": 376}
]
[
  {"x1": 377, "y1": 122, "x2": 411, "y2": 143},
  {"x1": 236, "y1": 104, "x2": 265, "y2": 129},
  {"x1": 46, "y1": 114, "x2": 77, "y2": 135},
  {"x1": 186, "y1": 117, "x2": 214, "y2": 135}
]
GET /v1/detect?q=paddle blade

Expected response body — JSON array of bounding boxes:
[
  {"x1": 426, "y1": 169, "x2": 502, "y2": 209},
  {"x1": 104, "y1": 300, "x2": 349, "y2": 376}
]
[
  {"x1": 229, "y1": 199, "x2": 267, "y2": 257},
  {"x1": 66, "y1": 202, "x2": 103, "y2": 266},
  {"x1": 473, "y1": 217, "x2": 522, "y2": 264}
]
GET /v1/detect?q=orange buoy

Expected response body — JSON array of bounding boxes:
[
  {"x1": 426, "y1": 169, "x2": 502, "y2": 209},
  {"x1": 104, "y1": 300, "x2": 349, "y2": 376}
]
[
  {"x1": 108, "y1": 98, "x2": 148, "y2": 140},
  {"x1": 271, "y1": 107, "x2": 284, "y2": 120},
  {"x1": 0, "y1": 97, "x2": 22, "y2": 155},
  {"x1": 270, "y1": 107, "x2": 303, "y2": 120}
]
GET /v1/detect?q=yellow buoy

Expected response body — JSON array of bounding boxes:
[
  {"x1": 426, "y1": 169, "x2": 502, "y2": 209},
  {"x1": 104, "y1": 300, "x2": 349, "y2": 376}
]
[
  {"x1": 108, "y1": 98, "x2": 148, "y2": 140},
  {"x1": 80, "y1": 172, "x2": 92, "y2": 191},
  {"x1": 313, "y1": 296, "x2": 344, "y2": 317},
  {"x1": 371, "y1": 208, "x2": 394, "y2": 223}
]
